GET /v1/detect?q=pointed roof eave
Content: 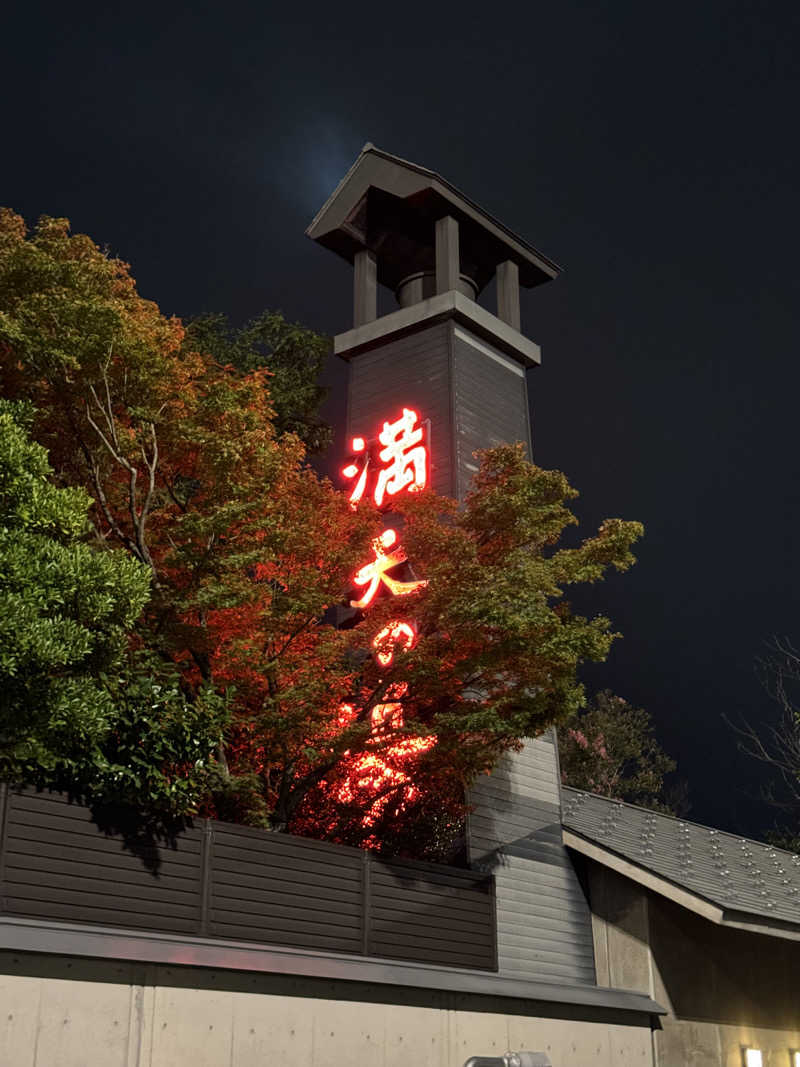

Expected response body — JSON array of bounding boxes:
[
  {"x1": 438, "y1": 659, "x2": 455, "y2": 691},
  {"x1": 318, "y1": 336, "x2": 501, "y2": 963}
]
[{"x1": 305, "y1": 143, "x2": 561, "y2": 289}]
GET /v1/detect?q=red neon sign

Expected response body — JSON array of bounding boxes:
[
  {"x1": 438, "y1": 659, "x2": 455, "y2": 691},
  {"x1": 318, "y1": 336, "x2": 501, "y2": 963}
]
[
  {"x1": 350, "y1": 529, "x2": 426, "y2": 610},
  {"x1": 372, "y1": 620, "x2": 416, "y2": 667},
  {"x1": 336, "y1": 406, "x2": 434, "y2": 832},
  {"x1": 342, "y1": 408, "x2": 428, "y2": 509}
]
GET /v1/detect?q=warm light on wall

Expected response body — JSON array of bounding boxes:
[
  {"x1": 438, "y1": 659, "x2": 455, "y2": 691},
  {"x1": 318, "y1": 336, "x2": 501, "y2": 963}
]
[
  {"x1": 791, "y1": 1051, "x2": 800, "y2": 1067},
  {"x1": 742, "y1": 1048, "x2": 762, "y2": 1067}
]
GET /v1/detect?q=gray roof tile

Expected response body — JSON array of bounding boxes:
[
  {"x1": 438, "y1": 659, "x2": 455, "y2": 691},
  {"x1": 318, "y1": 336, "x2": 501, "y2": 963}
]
[{"x1": 561, "y1": 787, "x2": 800, "y2": 927}]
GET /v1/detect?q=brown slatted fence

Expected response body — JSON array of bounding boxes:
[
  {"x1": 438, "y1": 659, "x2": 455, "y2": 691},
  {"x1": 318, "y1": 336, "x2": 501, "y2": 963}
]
[
  {"x1": 0, "y1": 787, "x2": 203, "y2": 934},
  {"x1": 208, "y1": 822, "x2": 364, "y2": 954},
  {"x1": 369, "y1": 855, "x2": 496, "y2": 969},
  {"x1": 0, "y1": 784, "x2": 496, "y2": 971}
]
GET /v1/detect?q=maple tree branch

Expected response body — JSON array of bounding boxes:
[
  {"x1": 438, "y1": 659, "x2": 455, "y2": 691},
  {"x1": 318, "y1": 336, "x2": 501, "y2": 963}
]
[
  {"x1": 84, "y1": 366, "x2": 160, "y2": 579},
  {"x1": 263, "y1": 614, "x2": 317, "y2": 664},
  {"x1": 162, "y1": 475, "x2": 189, "y2": 514}
]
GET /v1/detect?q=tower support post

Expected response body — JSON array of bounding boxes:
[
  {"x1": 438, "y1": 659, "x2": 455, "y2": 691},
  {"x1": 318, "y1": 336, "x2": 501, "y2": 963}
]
[
  {"x1": 353, "y1": 248, "x2": 377, "y2": 327},
  {"x1": 435, "y1": 215, "x2": 460, "y2": 294},
  {"x1": 497, "y1": 259, "x2": 521, "y2": 331}
]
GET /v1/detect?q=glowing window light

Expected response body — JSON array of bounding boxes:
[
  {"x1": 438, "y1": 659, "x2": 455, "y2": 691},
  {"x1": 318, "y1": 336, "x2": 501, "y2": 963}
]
[
  {"x1": 791, "y1": 1051, "x2": 800, "y2": 1067},
  {"x1": 742, "y1": 1049, "x2": 762, "y2": 1067}
]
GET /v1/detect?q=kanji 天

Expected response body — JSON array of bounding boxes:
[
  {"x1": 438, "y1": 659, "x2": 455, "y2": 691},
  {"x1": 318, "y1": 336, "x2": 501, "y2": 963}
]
[{"x1": 350, "y1": 528, "x2": 427, "y2": 610}]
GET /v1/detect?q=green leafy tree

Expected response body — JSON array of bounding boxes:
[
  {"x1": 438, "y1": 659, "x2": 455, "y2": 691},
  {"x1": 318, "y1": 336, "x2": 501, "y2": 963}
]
[
  {"x1": 0, "y1": 400, "x2": 225, "y2": 813},
  {"x1": 0, "y1": 209, "x2": 645, "y2": 854},
  {"x1": 557, "y1": 689, "x2": 682, "y2": 814},
  {"x1": 183, "y1": 311, "x2": 331, "y2": 453},
  {"x1": 0, "y1": 399, "x2": 150, "y2": 783},
  {"x1": 0, "y1": 208, "x2": 375, "y2": 825}
]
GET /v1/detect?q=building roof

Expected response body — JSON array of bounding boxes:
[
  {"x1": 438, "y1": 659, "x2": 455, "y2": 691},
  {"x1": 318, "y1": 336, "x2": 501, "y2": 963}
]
[
  {"x1": 561, "y1": 787, "x2": 800, "y2": 940},
  {"x1": 306, "y1": 143, "x2": 561, "y2": 294}
]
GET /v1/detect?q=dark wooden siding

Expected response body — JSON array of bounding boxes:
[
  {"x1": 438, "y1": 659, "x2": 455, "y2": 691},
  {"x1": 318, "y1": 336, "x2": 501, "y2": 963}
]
[
  {"x1": 0, "y1": 786, "x2": 495, "y2": 971},
  {"x1": 346, "y1": 321, "x2": 454, "y2": 497},
  {"x1": 451, "y1": 326, "x2": 531, "y2": 501},
  {"x1": 468, "y1": 733, "x2": 597, "y2": 986},
  {"x1": 208, "y1": 822, "x2": 363, "y2": 955},
  {"x1": 369, "y1": 856, "x2": 495, "y2": 970}
]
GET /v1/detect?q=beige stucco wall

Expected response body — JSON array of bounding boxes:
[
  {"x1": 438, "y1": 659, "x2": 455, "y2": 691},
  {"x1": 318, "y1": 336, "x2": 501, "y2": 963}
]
[
  {"x1": 587, "y1": 864, "x2": 800, "y2": 1067},
  {"x1": 0, "y1": 951, "x2": 655, "y2": 1067}
]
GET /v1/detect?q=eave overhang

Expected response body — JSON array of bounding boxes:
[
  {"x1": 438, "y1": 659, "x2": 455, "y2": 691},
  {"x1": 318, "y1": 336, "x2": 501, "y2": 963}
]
[
  {"x1": 564, "y1": 829, "x2": 800, "y2": 943},
  {"x1": 306, "y1": 143, "x2": 561, "y2": 294}
]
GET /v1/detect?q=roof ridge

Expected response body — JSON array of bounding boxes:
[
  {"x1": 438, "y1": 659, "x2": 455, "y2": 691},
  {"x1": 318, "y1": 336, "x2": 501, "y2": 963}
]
[{"x1": 561, "y1": 785, "x2": 800, "y2": 860}]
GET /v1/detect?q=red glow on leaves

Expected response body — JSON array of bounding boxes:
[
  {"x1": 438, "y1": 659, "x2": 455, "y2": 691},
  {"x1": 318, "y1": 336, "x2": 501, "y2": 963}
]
[
  {"x1": 372, "y1": 620, "x2": 416, "y2": 667},
  {"x1": 371, "y1": 698, "x2": 404, "y2": 734},
  {"x1": 335, "y1": 728, "x2": 436, "y2": 829}
]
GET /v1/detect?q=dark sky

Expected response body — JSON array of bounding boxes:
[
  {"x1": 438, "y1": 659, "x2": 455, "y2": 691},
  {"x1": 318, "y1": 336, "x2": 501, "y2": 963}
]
[{"x1": 4, "y1": 0, "x2": 799, "y2": 839}]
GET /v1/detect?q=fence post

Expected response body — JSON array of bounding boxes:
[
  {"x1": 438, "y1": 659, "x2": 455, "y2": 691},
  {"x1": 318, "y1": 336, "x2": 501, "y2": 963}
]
[
  {"x1": 199, "y1": 819, "x2": 213, "y2": 937},
  {"x1": 361, "y1": 849, "x2": 371, "y2": 956},
  {"x1": 0, "y1": 783, "x2": 7, "y2": 913},
  {"x1": 490, "y1": 869, "x2": 499, "y2": 972}
]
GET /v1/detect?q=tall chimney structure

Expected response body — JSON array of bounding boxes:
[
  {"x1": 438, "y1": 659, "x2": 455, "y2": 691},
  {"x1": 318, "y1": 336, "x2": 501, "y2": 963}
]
[
  {"x1": 307, "y1": 142, "x2": 555, "y2": 500},
  {"x1": 307, "y1": 144, "x2": 596, "y2": 987}
]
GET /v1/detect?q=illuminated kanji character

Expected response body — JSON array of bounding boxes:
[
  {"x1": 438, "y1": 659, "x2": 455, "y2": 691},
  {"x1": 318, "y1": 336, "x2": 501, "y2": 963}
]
[
  {"x1": 372, "y1": 620, "x2": 417, "y2": 667},
  {"x1": 373, "y1": 408, "x2": 427, "y2": 507},
  {"x1": 350, "y1": 528, "x2": 427, "y2": 609},
  {"x1": 340, "y1": 435, "x2": 369, "y2": 507},
  {"x1": 371, "y1": 682, "x2": 407, "y2": 734}
]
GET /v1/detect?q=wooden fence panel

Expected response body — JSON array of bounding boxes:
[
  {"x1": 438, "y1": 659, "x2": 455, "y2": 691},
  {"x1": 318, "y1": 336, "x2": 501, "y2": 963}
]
[
  {"x1": 208, "y1": 823, "x2": 363, "y2": 954},
  {"x1": 370, "y1": 857, "x2": 496, "y2": 970},
  {"x1": 0, "y1": 788, "x2": 203, "y2": 934},
  {"x1": 0, "y1": 786, "x2": 497, "y2": 971}
]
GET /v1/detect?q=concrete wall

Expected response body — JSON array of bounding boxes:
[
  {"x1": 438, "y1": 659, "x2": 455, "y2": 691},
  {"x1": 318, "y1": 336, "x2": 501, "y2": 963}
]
[
  {"x1": 0, "y1": 951, "x2": 655, "y2": 1067},
  {"x1": 587, "y1": 864, "x2": 800, "y2": 1066}
]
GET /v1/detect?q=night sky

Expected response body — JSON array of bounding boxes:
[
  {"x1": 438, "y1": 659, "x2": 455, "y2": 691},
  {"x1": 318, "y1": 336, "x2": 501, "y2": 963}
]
[{"x1": 4, "y1": 1, "x2": 799, "y2": 840}]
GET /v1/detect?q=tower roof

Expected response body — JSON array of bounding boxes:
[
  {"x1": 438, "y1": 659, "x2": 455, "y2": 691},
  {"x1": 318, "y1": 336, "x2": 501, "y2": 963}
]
[{"x1": 306, "y1": 143, "x2": 560, "y2": 295}]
